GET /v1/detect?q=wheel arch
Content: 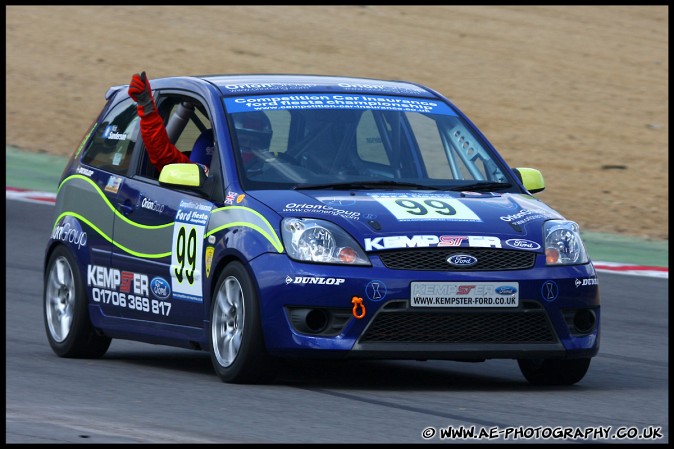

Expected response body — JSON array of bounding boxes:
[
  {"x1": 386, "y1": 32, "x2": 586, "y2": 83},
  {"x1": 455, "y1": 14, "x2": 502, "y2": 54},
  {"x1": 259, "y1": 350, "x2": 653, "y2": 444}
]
[{"x1": 205, "y1": 250, "x2": 261, "y2": 322}]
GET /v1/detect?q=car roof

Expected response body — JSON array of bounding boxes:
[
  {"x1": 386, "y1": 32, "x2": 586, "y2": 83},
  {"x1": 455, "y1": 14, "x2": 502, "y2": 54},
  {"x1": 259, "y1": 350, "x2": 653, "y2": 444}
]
[
  {"x1": 197, "y1": 73, "x2": 439, "y2": 98},
  {"x1": 107, "y1": 74, "x2": 442, "y2": 101}
]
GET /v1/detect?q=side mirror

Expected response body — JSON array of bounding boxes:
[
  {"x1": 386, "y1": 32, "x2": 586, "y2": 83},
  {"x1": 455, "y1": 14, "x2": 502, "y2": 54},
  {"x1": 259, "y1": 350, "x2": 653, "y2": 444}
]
[
  {"x1": 513, "y1": 167, "x2": 545, "y2": 193},
  {"x1": 158, "y1": 163, "x2": 206, "y2": 189}
]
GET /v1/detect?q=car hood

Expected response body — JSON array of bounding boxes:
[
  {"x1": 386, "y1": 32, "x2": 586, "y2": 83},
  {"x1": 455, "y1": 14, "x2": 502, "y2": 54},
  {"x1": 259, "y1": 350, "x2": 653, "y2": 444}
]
[{"x1": 249, "y1": 190, "x2": 565, "y2": 251}]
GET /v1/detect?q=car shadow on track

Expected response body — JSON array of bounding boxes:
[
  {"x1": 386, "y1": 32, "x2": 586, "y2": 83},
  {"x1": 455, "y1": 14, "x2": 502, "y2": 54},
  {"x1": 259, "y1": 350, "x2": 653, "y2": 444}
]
[
  {"x1": 275, "y1": 358, "x2": 533, "y2": 391},
  {"x1": 100, "y1": 345, "x2": 589, "y2": 391}
]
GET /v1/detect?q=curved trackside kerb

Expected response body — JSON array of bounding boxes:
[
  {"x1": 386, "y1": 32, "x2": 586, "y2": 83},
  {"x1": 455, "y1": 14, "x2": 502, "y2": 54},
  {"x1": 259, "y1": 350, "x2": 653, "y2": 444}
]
[
  {"x1": 207, "y1": 205, "x2": 284, "y2": 253},
  {"x1": 54, "y1": 175, "x2": 173, "y2": 259}
]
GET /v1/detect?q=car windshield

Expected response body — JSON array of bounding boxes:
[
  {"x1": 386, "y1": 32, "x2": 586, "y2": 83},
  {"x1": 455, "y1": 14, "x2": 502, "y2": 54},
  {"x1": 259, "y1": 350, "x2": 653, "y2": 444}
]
[{"x1": 224, "y1": 94, "x2": 514, "y2": 191}]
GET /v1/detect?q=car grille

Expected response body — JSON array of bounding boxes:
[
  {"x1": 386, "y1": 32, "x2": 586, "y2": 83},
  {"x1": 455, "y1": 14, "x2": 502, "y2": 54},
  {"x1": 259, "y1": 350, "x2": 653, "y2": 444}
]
[
  {"x1": 359, "y1": 310, "x2": 556, "y2": 344},
  {"x1": 377, "y1": 248, "x2": 536, "y2": 271}
]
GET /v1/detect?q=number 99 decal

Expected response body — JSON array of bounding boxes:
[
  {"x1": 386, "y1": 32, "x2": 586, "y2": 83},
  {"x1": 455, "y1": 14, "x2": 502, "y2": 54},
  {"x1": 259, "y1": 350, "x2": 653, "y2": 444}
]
[
  {"x1": 170, "y1": 204, "x2": 211, "y2": 302},
  {"x1": 394, "y1": 199, "x2": 456, "y2": 216},
  {"x1": 175, "y1": 226, "x2": 197, "y2": 284},
  {"x1": 373, "y1": 195, "x2": 481, "y2": 222}
]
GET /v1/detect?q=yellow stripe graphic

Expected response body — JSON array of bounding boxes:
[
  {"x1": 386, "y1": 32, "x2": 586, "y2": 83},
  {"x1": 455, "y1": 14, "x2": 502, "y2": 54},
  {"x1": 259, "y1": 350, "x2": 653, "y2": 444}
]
[{"x1": 54, "y1": 175, "x2": 285, "y2": 258}]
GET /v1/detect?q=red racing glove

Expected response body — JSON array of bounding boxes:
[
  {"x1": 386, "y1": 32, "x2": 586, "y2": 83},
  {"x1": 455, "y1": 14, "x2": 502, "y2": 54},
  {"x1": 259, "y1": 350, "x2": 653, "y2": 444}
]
[{"x1": 128, "y1": 71, "x2": 156, "y2": 117}]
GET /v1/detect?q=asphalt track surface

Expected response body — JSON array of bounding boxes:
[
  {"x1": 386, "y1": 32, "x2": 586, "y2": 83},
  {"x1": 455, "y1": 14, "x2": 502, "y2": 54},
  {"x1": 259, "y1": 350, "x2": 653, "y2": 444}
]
[{"x1": 5, "y1": 198, "x2": 669, "y2": 444}]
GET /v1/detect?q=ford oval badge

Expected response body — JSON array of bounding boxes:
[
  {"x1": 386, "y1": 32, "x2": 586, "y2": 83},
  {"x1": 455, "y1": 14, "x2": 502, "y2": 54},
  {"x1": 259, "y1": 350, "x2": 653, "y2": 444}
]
[
  {"x1": 150, "y1": 277, "x2": 171, "y2": 299},
  {"x1": 495, "y1": 285, "x2": 518, "y2": 295},
  {"x1": 447, "y1": 254, "x2": 478, "y2": 267},
  {"x1": 505, "y1": 238, "x2": 541, "y2": 250}
]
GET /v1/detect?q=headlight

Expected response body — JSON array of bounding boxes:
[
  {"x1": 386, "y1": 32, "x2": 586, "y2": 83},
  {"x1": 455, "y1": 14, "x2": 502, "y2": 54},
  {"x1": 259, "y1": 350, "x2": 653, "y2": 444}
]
[
  {"x1": 281, "y1": 218, "x2": 371, "y2": 265},
  {"x1": 544, "y1": 220, "x2": 589, "y2": 265}
]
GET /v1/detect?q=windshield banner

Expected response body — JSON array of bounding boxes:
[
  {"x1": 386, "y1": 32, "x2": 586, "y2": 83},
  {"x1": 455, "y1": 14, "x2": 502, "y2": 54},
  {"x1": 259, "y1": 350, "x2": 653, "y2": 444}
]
[{"x1": 225, "y1": 94, "x2": 456, "y2": 115}]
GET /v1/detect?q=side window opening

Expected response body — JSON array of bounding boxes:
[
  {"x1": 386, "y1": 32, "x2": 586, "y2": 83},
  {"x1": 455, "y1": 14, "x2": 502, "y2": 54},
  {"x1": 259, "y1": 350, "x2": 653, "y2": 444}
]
[
  {"x1": 172, "y1": 103, "x2": 211, "y2": 159},
  {"x1": 81, "y1": 100, "x2": 139, "y2": 174},
  {"x1": 134, "y1": 93, "x2": 225, "y2": 203},
  {"x1": 138, "y1": 95, "x2": 214, "y2": 180}
]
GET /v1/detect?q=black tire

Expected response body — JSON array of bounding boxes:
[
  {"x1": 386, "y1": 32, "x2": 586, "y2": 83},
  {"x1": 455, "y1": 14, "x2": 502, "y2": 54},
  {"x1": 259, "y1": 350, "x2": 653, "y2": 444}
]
[
  {"x1": 43, "y1": 246, "x2": 111, "y2": 358},
  {"x1": 209, "y1": 261, "x2": 277, "y2": 384},
  {"x1": 518, "y1": 358, "x2": 591, "y2": 385}
]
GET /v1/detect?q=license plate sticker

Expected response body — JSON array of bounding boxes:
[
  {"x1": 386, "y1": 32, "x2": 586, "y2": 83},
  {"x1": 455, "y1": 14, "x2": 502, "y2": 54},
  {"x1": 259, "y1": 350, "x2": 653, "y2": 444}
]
[{"x1": 410, "y1": 282, "x2": 519, "y2": 308}]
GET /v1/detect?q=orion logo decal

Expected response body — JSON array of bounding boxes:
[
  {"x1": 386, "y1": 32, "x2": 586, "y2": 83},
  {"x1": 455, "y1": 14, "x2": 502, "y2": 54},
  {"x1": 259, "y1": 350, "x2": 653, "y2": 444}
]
[
  {"x1": 500, "y1": 209, "x2": 554, "y2": 226},
  {"x1": 52, "y1": 220, "x2": 88, "y2": 250},
  {"x1": 141, "y1": 197, "x2": 165, "y2": 213},
  {"x1": 283, "y1": 202, "x2": 360, "y2": 219}
]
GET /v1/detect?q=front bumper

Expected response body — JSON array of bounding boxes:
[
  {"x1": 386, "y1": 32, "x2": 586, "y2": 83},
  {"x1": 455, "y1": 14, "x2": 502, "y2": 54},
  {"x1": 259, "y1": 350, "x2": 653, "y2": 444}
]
[{"x1": 252, "y1": 252, "x2": 600, "y2": 360}]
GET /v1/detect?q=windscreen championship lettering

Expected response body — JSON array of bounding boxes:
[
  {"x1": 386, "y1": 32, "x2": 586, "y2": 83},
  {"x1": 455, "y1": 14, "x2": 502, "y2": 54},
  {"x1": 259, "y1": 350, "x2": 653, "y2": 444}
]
[{"x1": 225, "y1": 94, "x2": 456, "y2": 115}]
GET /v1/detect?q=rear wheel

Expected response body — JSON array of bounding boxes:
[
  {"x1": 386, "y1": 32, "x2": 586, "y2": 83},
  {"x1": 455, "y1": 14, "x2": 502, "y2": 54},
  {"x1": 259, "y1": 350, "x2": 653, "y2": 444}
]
[
  {"x1": 518, "y1": 358, "x2": 591, "y2": 385},
  {"x1": 43, "y1": 246, "x2": 111, "y2": 358},
  {"x1": 209, "y1": 261, "x2": 277, "y2": 384}
]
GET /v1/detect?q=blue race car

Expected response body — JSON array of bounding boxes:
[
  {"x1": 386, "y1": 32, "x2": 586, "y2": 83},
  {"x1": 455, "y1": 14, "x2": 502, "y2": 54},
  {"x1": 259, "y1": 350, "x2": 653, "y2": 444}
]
[{"x1": 44, "y1": 74, "x2": 599, "y2": 385}]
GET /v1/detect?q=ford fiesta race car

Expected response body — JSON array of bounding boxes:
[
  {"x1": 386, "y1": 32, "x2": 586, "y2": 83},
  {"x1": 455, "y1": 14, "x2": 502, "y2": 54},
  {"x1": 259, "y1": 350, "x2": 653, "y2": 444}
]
[{"x1": 44, "y1": 74, "x2": 599, "y2": 385}]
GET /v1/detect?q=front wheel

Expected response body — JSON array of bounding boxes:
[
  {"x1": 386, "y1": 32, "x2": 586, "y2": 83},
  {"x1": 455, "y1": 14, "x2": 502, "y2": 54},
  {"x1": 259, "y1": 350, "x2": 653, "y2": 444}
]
[
  {"x1": 209, "y1": 261, "x2": 277, "y2": 384},
  {"x1": 518, "y1": 358, "x2": 591, "y2": 385},
  {"x1": 43, "y1": 245, "x2": 111, "y2": 358}
]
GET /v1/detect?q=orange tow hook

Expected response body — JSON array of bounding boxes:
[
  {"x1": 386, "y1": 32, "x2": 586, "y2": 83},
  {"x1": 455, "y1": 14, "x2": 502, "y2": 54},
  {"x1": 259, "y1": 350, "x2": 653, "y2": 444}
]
[{"x1": 351, "y1": 296, "x2": 366, "y2": 319}]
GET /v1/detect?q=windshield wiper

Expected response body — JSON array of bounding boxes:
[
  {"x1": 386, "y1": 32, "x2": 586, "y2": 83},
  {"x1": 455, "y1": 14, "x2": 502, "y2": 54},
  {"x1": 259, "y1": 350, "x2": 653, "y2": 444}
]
[
  {"x1": 447, "y1": 181, "x2": 512, "y2": 192},
  {"x1": 293, "y1": 180, "x2": 442, "y2": 190}
]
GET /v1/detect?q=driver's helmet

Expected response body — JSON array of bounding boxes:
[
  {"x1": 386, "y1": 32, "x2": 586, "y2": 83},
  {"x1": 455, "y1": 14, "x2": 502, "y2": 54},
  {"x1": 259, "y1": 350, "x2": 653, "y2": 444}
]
[{"x1": 233, "y1": 111, "x2": 273, "y2": 152}]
